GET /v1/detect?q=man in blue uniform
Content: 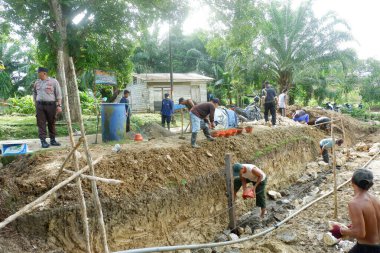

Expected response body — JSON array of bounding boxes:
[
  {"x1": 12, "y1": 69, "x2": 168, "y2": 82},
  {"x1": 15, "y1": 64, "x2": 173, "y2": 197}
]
[{"x1": 161, "y1": 93, "x2": 174, "y2": 131}]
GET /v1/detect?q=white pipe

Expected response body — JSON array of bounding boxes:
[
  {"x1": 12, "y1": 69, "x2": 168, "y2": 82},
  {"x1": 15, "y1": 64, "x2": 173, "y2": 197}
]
[{"x1": 114, "y1": 150, "x2": 380, "y2": 253}]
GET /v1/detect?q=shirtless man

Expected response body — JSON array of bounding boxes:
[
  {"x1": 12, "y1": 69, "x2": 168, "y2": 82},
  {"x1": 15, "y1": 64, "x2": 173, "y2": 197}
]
[{"x1": 340, "y1": 168, "x2": 380, "y2": 252}]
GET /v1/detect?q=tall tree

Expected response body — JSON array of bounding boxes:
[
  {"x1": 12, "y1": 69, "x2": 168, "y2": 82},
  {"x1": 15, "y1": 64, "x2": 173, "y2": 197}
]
[
  {"x1": 255, "y1": 0, "x2": 354, "y2": 99},
  {"x1": 2, "y1": 0, "x2": 185, "y2": 120}
]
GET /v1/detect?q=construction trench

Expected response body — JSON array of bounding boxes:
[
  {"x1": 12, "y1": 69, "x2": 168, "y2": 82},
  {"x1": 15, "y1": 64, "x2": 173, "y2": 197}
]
[{"x1": 0, "y1": 109, "x2": 379, "y2": 253}]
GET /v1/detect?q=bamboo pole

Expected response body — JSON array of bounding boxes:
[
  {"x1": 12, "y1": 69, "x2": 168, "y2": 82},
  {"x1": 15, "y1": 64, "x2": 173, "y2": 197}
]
[
  {"x1": 0, "y1": 157, "x2": 102, "y2": 230},
  {"x1": 63, "y1": 169, "x2": 123, "y2": 184},
  {"x1": 52, "y1": 137, "x2": 83, "y2": 186},
  {"x1": 224, "y1": 153, "x2": 236, "y2": 229},
  {"x1": 330, "y1": 118, "x2": 338, "y2": 219},
  {"x1": 57, "y1": 50, "x2": 92, "y2": 253},
  {"x1": 340, "y1": 118, "x2": 350, "y2": 158},
  {"x1": 69, "y1": 57, "x2": 110, "y2": 253}
]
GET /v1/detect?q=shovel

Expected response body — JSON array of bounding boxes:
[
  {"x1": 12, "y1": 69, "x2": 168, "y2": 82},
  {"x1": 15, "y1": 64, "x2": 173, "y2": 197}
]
[{"x1": 179, "y1": 109, "x2": 186, "y2": 139}]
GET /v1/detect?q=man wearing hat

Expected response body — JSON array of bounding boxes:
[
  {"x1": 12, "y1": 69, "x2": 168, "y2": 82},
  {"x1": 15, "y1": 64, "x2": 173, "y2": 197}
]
[
  {"x1": 160, "y1": 93, "x2": 174, "y2": 130},
  {"x1": 33, "y1": 67, "x2": 62, "y2": 148},
  {"x1": 189, "y1": 98, "x2": 219, "y2": 148},
  {"x1": 319, "y1": 138, "x2": 344, "y2": 163},
  {"x1": 338, "y1": 169, "x2": 380, "y2": 252},
  {"x1": 120, "y1": 89, "x2": 131, "y2": 132},
  {"x1": 233, "y1": 163, "x2": 267, "y2": 218}
]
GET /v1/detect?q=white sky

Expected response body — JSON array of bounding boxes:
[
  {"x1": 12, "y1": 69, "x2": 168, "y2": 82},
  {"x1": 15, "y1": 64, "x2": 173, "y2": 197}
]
[{"x1": 182, "y1": 0, "x2": 380, "y2": 60}]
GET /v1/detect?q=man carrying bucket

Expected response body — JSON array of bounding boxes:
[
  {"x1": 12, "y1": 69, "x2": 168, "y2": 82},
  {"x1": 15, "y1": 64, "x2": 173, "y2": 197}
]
[{"x1": 233, "y1": 163, "x2": 267, "y2": 218}]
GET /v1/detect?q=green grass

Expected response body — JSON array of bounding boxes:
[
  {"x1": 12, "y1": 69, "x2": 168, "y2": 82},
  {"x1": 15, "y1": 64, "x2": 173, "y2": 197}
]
[
  {"x1": 0, "y1": 113, "x2": 168, "y2": 141},
  {"x1": 252, "y1": 136, "x2": 313, "y2": 160}
]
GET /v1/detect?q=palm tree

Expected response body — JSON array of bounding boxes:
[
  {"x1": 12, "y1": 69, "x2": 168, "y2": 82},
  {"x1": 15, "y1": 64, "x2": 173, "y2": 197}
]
[{"x1": 255, "y1": 0, "x2": 354, "y2": 96}]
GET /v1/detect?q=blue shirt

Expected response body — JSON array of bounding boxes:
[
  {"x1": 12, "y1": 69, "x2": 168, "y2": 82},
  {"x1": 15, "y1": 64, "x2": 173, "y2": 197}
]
[
  {"x1": 120, "y1": 97, "x2": 130, "y2": 116},
  {"x1": 161, "y1": 98, "x2": 174, "y2": 116}
]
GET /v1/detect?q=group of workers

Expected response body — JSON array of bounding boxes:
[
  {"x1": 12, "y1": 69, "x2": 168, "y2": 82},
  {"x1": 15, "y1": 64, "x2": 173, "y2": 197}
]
[{"x1": 33, "y1": 69, "x2": 379, "y2": 252}]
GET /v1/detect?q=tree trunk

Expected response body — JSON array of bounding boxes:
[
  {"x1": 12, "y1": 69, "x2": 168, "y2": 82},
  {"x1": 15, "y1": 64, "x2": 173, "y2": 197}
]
[
  {"x1": 279, "y1": 71, "x2": 294, "y2": 104},
  {"x1": 50, "y1": 0, "x2": 81, "y2": 122}
]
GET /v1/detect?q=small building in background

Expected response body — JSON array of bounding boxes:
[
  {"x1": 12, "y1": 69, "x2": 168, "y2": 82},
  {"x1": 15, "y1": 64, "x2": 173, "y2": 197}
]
[{"x1": 124, "y1": 73, "x2": 213, "y2": 113}]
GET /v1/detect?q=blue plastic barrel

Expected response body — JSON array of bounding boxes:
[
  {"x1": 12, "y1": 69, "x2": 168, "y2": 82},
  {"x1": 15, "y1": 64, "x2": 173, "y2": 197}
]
[{"x1": 101, "y1": 103, "x2": 126, "y2": 142}]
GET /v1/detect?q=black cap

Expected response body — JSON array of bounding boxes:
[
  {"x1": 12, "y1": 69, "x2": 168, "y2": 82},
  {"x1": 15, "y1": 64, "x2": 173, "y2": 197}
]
[
  {"x1": 38, "y1": 67, "x2": 49, "y2": 73},
  {"x1": 352, "y1": 169, "x2": 374, "y2": 190}
]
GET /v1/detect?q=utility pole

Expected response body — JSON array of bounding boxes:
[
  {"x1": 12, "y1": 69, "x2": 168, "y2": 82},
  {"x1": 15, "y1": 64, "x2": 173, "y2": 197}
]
[{"x1": 169, "y1": 21, "x2": 174, "y2": 98}]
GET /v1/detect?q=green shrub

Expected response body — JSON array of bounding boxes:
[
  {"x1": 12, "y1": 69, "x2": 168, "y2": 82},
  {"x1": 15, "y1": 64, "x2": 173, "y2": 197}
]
[
  {"x1": 6, "y1": 95, "x2": 35, "y2": 114},
  {"x1": 79, "y1": 91, "x2": 98, "y2": 115}
]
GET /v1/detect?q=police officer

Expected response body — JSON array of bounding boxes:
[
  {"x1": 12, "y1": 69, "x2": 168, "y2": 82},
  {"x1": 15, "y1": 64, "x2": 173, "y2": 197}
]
[{"x1": 33, "y1": 67, "x2": 62, "y2": 148}]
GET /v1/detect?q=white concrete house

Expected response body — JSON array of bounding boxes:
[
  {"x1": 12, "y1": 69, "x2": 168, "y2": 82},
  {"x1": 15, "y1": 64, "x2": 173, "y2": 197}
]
[{"x1": 124, "y1": 73, "x2": 213, "y2": 113}]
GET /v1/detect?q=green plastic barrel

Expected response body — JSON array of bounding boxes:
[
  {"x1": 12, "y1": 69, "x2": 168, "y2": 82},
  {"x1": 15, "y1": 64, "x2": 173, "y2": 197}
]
[{"x1": 101, "y1": 103, "x2": 126, "y2": 142}]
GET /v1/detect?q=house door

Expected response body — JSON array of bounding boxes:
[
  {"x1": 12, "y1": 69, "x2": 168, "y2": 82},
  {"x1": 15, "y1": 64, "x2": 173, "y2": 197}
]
[
  {"x1": 191, "y1": 85, "x2": 201, "y2": 103},
  {"x1": 153, "y1": 87, "x2": 171, "y2": 112}
]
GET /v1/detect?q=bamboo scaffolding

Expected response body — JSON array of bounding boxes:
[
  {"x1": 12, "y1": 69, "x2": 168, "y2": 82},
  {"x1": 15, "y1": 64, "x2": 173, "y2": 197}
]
[
  {"x1": 62, "y1": 169, "x2": 123, "y2": 184},
  {"x1": 330, "y1": 118, "x2": 338, "y2": 218},
  {"x1": 57, "y1": 51, "x2": 92, "y2": 253},
  {"x1": 52, "y1": 136, "x2": 84, "y2": 187},
  {"x1": 69, "y1": 57, "x2": 110, "y2": 253},
  {"x1": 0, "y1": 157, "x2": 102, "y2": 230}
]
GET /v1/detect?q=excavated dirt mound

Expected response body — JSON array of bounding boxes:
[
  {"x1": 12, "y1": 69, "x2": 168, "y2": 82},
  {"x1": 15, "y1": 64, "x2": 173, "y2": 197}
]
[
  {"x1": 138, "y1": 122, "x2": 175, "y2": 139},
  {"x1": 0, "y1": 112, "x2": 377, "y2": 253}
]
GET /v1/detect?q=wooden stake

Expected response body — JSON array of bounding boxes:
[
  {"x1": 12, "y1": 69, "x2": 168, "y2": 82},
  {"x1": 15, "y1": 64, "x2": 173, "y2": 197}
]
[
  {"x1": 331, "y1": 118, "x2": 338, "y2": 219},
  {"x1": 69, "y1": 57, "x2": 109, "y2": 253},
  {"x1": 57, "y1": 50, "x2": 92, "y2": 253},
  {"x1": 0, "y1": 157, "x2": 102, "y2": 230},
  {"x1": 224, "y1": 153, "x2": 236, "y2": 229}
]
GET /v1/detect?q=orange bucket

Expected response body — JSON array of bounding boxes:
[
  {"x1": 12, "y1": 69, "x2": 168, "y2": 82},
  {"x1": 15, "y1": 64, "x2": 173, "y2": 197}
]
[
  {"x1": 134, "y1": 133, "x2": 143, "y2": 141},
  {"x1": 245, "y1": 126, "x2": 253, "y2": 133},
  {"x1": 219, "y1": 130, "x2": 226, "y2": 137},
  {"x1": 211, "y1": 130, "x2": 219, "y2": 138}
]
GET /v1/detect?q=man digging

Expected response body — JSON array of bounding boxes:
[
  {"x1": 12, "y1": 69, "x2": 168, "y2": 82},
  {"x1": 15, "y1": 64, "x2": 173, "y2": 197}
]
[
  {"x1": 319, "y1": 138, "x2": 344, "y2": 164},
  {"x1": 189, "y1": 98, "x2": 219, "y2": 148}
]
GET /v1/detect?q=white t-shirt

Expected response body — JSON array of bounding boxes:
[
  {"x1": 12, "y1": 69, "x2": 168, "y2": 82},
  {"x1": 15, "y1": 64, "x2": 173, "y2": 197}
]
[
  {"x1": 278, "y1": 93, "x2": 286, "y2": 108},
  {"x1": 241, "y1": 164, "x2": 266, "y2": 182}
]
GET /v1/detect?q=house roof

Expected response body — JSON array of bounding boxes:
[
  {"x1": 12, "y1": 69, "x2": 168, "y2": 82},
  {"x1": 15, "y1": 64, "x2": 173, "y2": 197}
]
[{"x1": 133, "y1": 73, "x2": 213, "y2": 83}]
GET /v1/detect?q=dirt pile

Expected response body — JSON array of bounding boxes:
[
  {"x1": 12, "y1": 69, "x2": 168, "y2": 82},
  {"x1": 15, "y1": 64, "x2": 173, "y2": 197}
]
[
  {"x1": 135, "y1": 122, "x2": 175, "y2": 139},
  {"x1": 0, "y1": 112, "x2": 376, "y2": 253}
]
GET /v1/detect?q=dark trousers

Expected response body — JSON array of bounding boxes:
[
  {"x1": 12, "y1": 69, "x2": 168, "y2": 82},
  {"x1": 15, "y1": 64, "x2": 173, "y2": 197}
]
[
  {"x1": 320, "y1": 145, "x2": 329, "y2": 163},
  {"x1": 279, "y1": 108, "x2": 285, "y2": 117},
  {"x1": 349, "y1": 243, "x2": 380, "y2": 253},
  {"x1": 234, "y1": 177, "x2": 267, "y2": 208},
  {"x1": 36, "y1": 103, "x2": 57, "y2": 140},
  {"x1": 264, "y1": 102, "x2": 276, "y2": 125},
  {"x1": 126, "y1": 116, "x2": 130, "y2": 132},
  {"x1": 161, "y1": 115, "x2": 171, "y2": 126}
]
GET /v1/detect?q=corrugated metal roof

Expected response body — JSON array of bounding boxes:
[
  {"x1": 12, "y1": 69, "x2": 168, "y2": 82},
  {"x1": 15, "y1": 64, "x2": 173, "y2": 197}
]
[{"x1": 133, "y1": 73, "x2": 213, "y2": 82}]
